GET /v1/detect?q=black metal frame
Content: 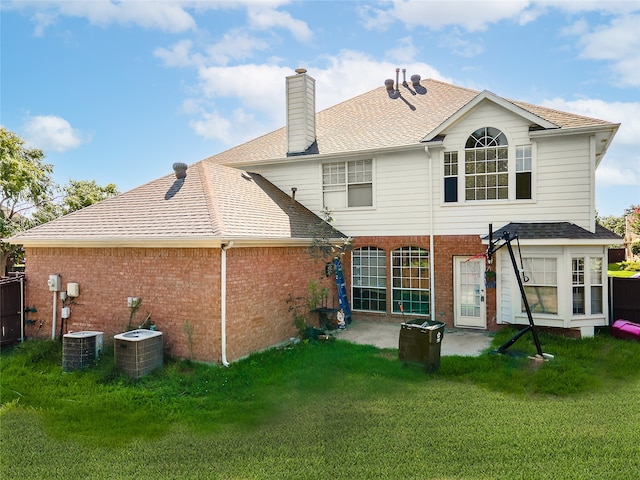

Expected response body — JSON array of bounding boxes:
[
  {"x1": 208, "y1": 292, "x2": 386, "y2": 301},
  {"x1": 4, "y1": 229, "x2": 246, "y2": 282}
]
[{"x1": 487, "y1": 225, "x2": 544, "y2": 357}]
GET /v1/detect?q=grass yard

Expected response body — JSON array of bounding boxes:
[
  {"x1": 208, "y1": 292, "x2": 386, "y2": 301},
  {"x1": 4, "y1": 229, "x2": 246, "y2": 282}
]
[
  {"x1": 1, "y1": 327, "x2": 640, "y2": 479},
  {"x1": 609, "y1": 262, "x2": 640, "y2": 278}
]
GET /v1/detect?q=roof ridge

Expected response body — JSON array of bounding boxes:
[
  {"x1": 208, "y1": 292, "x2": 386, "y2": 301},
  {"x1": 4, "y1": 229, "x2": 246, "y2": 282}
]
[{"x1": 198, "y1": 162, "x2": 225, "y2": 236}]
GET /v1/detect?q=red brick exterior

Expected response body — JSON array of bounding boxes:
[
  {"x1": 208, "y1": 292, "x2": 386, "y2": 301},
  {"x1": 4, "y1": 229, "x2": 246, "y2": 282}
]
[
  {"x1": 344, "y1": 235, "x2": 497, "y2": 330},
  {"x1": 22, "y1": 235, "x2": 497, "y2": 363},
  {"x1": 23, "y1": 246, "x2": 333, "y2": 363}
]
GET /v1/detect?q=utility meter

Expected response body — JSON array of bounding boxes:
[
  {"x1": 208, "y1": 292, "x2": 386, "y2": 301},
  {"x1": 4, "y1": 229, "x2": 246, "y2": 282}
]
[{"x1": 47, "y1": 274, "x2": 62, "y2": 291}]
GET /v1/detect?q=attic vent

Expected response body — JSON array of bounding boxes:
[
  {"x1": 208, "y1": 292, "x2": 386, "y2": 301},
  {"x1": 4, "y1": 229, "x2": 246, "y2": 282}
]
[{"x1": 173, "y1": 162, "x2": 187, "y2": 179}]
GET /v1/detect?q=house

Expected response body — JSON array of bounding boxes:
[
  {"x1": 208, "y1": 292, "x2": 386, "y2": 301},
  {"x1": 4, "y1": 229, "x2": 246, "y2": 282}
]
[
  {"x1": 8, "y1": 162, "x2": 345, "y2": 363},
  {"x1": 9, "y1": 69, "x2": 621, "y2": 363}
]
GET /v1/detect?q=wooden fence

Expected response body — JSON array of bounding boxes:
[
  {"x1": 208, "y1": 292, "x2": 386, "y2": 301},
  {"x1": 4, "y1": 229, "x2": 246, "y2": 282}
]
[
  {"x1": 0, "y1": 274, "x2": 24, "y2": 346},
  {"x1": 609, "y1": 277, "x2": 640, "y2": 324}
]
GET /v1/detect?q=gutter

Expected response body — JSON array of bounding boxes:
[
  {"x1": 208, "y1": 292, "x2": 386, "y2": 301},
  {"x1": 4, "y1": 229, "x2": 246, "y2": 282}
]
[{"x1": 220, "y1": 241, "x2": 235, "y2": 367}]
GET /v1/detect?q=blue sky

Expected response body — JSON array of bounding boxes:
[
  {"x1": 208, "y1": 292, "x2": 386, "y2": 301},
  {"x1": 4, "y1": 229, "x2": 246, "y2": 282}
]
[{"x1": 2, "y1": 0, "x2": 639, "y2": 217}]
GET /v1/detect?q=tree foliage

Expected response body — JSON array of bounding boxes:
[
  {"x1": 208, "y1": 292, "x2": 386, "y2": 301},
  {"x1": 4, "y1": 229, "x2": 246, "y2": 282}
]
[
  {"x1": 598, "y1": 214, "x2": 626, "y2": 237},
  {"x1": 626, "y1": 204, "x2": 640, "y2": 236},
  {"x1": 1, "y1": 127, "x2": 56, "y2": 274},
  {"x1": 63, "y1": 179, "x2": 120, "y2": 213},
  {"x1": 1, "y1": 128, "x2": 120, "y2": 274}
]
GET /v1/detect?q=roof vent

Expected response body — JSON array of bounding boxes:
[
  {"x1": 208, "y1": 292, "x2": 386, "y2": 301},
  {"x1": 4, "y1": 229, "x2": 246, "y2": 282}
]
[
  {"x1": 173, "y1": 162, "x2": 187, "y2": 179},
  {"x1": 385, "y1": 70, "x2": 426, "y2": 97}
]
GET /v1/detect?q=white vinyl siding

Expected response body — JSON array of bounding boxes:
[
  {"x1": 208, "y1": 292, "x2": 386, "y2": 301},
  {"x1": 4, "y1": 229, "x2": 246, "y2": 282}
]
[{"x1": 247, "y1": 102, "x2": 596, "y2": 237}]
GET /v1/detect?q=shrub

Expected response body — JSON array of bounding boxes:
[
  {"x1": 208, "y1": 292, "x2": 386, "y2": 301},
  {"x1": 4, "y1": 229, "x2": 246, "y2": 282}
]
[{"x1": 620, "y1": 260, "x2": 640, "y2": 272}]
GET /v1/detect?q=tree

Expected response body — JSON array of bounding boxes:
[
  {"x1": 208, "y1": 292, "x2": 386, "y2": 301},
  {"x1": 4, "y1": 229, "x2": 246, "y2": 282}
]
[
  {"x1": 1, "y1": 127, "x2": 56, "y2": 274},
  {"x1": 625, "y1": 204, "x2": 640, "y2": 236},
  {"x1": 598, "y1": 213, "x2": 626, "y2": 237},
  {"x1": 62, "y1": 179, "x2": 119, "y2": 214},
  {"x1": 1, "y1": 128, "x2": 121, "y2": 275}
]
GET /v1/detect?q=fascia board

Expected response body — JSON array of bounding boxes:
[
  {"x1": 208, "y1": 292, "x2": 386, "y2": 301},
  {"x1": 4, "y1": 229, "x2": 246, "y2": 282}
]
[
  {"x1": 528, "y1": 123, "x2": 620, "y2": 139},
  {"x1": 222, "y1": 143, "x2": 426, "y2": 168},
  {"x1": 480, "y1": 238, "x2": 619, "y2": 247},
  {"x1": 8, "y1": 236, "x2": 319, "y2": 249}
]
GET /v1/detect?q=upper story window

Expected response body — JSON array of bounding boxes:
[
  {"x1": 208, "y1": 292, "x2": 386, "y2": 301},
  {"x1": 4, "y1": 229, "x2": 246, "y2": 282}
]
[
  {"x1": 444, "y1": 152, "x2": 458, "y2": 203},
  {"x1": 516, "y1": 145, "x2": 532, "y2": 200},
  {"x1": 465, "y1": 127, "x2": 508, "y2": 201},
  {"x1": 323, "y1": 159, "x2": 372, "y2": 209}
]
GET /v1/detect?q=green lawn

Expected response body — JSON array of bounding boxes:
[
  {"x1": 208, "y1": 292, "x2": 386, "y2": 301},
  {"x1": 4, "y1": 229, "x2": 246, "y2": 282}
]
[
  {"x1": 2, "y1": 328, "x2": 640, "y2": 479},
  {"x1": 609, "y1": 262, "x2": 640, "y2": 278}
]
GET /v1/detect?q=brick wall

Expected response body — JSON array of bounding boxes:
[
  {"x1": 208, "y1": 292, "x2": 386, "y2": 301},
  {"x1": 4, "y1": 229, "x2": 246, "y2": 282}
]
[
  {"x1": 24, "y1": 246, "x2": 334, "y2": 363},
  {"x1": 224, "y1": 246, "x2": 334, "y2": 361},
  {"x1": 345, "y1": 235, "x2": 498, "y2": 330}
]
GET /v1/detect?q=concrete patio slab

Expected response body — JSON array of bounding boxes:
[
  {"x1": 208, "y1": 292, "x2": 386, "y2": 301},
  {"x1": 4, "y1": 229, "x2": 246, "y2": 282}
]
[{"x1": 333, "y1": 320, "x2": 494, "y2": 357}]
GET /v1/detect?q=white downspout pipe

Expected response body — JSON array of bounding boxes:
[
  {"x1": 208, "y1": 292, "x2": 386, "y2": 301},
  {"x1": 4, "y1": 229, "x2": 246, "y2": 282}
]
[
  {"x1": 425, "y1": 146, "x2": 436, "y2": 319},
  {"x1": 20, "y1": 275, "x2": 25, "y2": 342},
  {"x1": 51, "y1": 291, "x2": 57, "y2": 339},
  {"x1": 220, "y1": 241, "x2": 234, "y2": 367}
]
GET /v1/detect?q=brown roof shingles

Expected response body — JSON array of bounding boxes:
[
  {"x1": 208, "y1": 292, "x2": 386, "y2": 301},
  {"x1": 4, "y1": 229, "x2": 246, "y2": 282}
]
[
  {"x1": 204, "y1": 78, "x2": 615, "y2": 167},
  {"x1": 9, "y1": 78, "x2": 615, "y2": 246},
  {"x1": 9, "y1": 163, "x2": 343, "y2": 245}
]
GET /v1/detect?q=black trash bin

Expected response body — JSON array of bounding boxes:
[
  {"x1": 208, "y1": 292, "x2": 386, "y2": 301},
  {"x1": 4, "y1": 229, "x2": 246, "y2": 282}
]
[{"x1": 399, "y1": 319, "x2": 446, "y2": 372}]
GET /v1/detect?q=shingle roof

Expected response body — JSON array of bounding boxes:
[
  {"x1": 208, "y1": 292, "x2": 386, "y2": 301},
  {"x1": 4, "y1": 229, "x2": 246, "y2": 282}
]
[
  {"x1": 8, "y1": 163, "x2": 344, "y2": 246},
  {"x1": 204, "y1": 78, "x2": 617, "y2": 166},
  {"x1": 485, "y1": 222, "x2": 621, "y2": 241}
]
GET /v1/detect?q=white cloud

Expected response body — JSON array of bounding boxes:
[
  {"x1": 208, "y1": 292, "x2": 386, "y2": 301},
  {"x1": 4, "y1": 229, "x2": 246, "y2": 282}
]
[
  {"x1": 189, "y1": 108, "x2": 263, "y2": 146},
  {"x1": 19, "y1": 0, "x2": 199, "y2": 34},
  {"x1": 361, "y1": 0, "x2": 532, "y2": 32},
  {"x1": 154, "y1": 39, "x2": 202, "y2": 68},
  {"x1": 247, "y1": 4, "x2": 312, "y2": 42},
  {"x1": 23, "y1": 115, "x2": 87, "y2": 152},
  {"x1": 205, "y1": 30, "x2": 272, "y2": 66},
  {"x1": 573, "y1": 14, "x2": 640, "y2": 87},
  {"x1": 385, "y1": 36, "x2": 420, "y2": 64}
]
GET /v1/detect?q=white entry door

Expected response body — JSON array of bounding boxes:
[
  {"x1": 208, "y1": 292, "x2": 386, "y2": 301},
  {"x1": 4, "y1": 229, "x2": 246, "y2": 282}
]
[{"x1": 454, "y1": 257, "x2": 486, "y2": 329}]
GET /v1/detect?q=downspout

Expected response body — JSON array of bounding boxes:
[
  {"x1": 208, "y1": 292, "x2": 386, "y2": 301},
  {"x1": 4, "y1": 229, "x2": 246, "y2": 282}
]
[
  {"x1": 51, "y1": 291, "x2": 57, "y2": 340},
  {"x1": 20, "y1": 275, "x2": 25, "y2": 342},
  {"x1": 220, "y1": 241, "x2": 234, "y2": 367},
  {"x1": 425, "y1": 146, "x2": 436, "y2": 319}
]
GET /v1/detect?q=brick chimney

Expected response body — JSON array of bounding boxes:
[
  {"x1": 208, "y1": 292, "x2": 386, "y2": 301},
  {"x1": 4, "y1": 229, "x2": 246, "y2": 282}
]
[{"x1": 286, "y1": 68, "x2": 316, "y2": 156}]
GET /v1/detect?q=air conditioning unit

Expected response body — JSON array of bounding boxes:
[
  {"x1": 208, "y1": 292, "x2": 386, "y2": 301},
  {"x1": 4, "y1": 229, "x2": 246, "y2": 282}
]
[{"x1": 62, "y1": 331, "x2": 103, "y2": 372}]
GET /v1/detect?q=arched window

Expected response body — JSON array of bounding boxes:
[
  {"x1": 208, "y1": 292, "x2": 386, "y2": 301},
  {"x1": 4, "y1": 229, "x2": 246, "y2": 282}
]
[
  {"x1": 465, "y1": 127, "x2": 508, "y2": 200},
  {"x1": 392, "y1": 247, "x2": 430, "y2": 315},
  {"x1": 352, "y1": 247, "x2": 386, "y2": 312}
]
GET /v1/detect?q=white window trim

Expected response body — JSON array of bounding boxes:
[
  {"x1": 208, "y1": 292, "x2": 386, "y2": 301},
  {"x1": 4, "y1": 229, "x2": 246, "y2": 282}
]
[
  {"x1": 439, "y1": 130, "x2": 537, "y2": 206},
  {"x1": 321, "y1": 158, "x2": 376, "y2": 210}
]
